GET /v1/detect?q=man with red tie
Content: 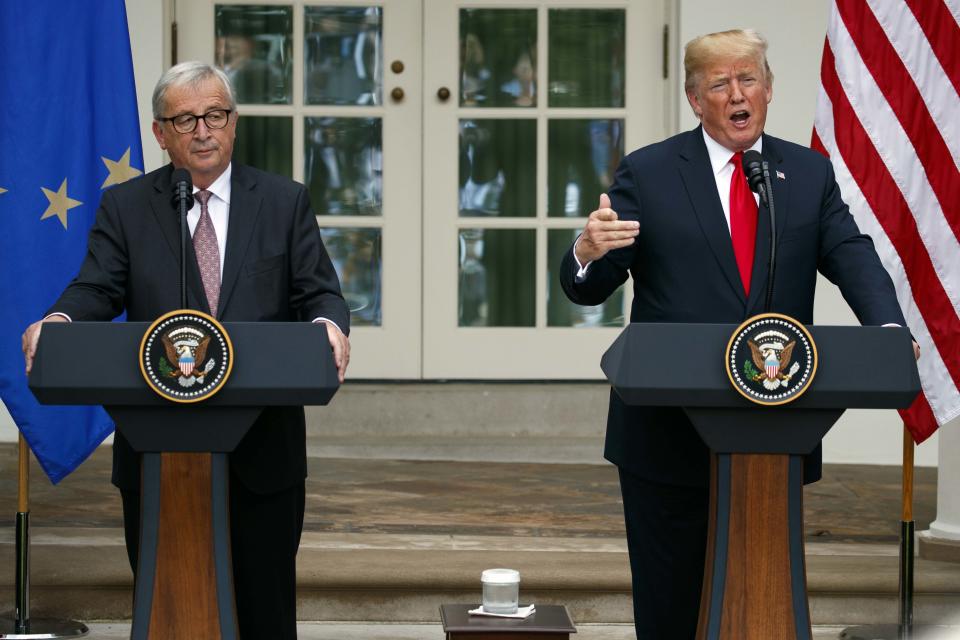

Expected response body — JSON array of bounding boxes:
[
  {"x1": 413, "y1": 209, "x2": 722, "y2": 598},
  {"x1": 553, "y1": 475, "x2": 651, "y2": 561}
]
[{"x1": 560, "y1": 30, "x2": 908, "y2": 639}]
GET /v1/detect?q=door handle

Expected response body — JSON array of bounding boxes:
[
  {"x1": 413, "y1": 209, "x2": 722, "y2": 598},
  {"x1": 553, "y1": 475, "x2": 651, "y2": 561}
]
[{"x1": 437, "y1": 87, "x2": 451, "y2": 102}]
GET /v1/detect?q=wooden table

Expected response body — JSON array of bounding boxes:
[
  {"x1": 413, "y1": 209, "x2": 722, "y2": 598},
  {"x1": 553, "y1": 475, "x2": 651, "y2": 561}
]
[{"x1": 440, "y1": 604, "x2": 576, "y2": 639}]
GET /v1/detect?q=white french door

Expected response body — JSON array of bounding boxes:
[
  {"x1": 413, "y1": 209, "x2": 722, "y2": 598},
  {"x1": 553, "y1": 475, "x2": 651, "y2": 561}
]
[
  {"x1": 175, "y1": 0, "x2": 670, "y2": 379},
  {"x1": 176, "y1": 0, "x2": 423, "y2": 378},
  {"x1": 422, "y1": 0, "x2": 666, "y2": 378}
]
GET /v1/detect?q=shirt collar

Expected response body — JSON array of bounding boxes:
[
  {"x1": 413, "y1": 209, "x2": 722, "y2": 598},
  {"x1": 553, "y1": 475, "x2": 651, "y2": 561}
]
[
  {"x1": 701, "y1": 129, "x2": 763, "y2": 176},
  {"x1": 192, "y1": 163, "x2": 232, "y2": 206}
]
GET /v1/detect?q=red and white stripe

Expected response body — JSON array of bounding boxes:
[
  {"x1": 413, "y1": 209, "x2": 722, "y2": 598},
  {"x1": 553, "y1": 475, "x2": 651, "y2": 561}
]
[{"x1": 813, "y1": 0, "x2": 960, "y2": 443}]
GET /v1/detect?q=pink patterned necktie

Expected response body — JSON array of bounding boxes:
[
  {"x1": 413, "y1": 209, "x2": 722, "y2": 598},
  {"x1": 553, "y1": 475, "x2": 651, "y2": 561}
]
[{"x1": 193, "y1": 189, "x2": 221, "y2": 314}]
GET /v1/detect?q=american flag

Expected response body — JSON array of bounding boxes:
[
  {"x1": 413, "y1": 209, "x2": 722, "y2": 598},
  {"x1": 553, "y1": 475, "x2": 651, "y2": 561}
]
[{"x1": 812, "y1": 0, "x2": 960, "y2": 443}]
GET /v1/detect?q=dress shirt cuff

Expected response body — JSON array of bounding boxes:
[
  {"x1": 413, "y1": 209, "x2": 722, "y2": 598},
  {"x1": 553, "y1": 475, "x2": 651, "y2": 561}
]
[
  {"x1": 881, "y1": 323, "x2": 901, "y2": 328},
  {"x1": 312, "y1": 317, "x2": 344, "y2": 335},
  {"x1": 573, "y1": 236, "x2": 593, "y2": 282},
  {"x1": 44, "y1": 312, "x2": 72, "y2": 323}
]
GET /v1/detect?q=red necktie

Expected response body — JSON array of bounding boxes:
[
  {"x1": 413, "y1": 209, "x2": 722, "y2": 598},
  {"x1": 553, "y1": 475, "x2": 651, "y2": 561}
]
[{"x1": 729, "y1": 151, "x2": 758, "y2": 296}]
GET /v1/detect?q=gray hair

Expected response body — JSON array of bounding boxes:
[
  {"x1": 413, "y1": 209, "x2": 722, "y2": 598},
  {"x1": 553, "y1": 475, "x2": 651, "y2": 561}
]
[{"x1": 152, "y1": 61, "x2": 237, "y2": 120}]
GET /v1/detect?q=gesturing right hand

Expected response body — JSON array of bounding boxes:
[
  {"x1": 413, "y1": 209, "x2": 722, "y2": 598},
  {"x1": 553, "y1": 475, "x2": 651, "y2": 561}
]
[{"x1": 574, "y1": 194, "x2": 639, "y2": 265}]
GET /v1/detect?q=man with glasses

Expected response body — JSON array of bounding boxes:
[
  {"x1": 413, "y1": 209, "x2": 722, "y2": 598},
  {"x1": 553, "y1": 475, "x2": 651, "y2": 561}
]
[{"x1": 22, "y1": 61, "x2": 349, "y2": 639}]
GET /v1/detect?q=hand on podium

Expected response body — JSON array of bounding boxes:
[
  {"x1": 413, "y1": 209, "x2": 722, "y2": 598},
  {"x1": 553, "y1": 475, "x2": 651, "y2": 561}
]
[{"x1": 22, "y1": 314, "x2": 69, "y2": 375}]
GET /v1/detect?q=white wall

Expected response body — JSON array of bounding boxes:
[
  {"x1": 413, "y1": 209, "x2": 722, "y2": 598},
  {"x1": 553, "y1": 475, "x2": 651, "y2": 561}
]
[{"x1": 0, "y1": 0, "x2": 941, "y2": 467}]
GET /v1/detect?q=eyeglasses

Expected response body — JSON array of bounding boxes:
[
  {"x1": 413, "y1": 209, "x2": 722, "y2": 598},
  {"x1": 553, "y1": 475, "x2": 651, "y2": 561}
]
[{"x1": 158, "y1": 109, "x2": 232, "y2": 134}]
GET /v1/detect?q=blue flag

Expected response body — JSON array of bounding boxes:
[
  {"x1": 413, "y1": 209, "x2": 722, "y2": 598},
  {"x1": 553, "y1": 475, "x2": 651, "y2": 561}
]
[{"x1": 0, "y1": 1, "x2": 144, "y2": 483}]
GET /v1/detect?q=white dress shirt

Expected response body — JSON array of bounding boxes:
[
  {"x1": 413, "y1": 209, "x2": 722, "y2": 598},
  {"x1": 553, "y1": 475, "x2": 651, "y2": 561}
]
[{"x1": 189, "y1": 163, "x2": 231, "y2": 278}]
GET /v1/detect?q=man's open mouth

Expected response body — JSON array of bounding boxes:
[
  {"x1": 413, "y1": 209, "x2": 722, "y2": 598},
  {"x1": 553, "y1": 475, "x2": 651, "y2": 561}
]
[{"x1": 731, "y1": 110, "x2": 750, "y2": 125}]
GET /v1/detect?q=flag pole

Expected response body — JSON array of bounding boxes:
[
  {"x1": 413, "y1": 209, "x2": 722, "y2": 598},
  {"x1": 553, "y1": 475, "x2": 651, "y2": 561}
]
[
  {"x1": 0, "y1": 435, "x2": 88, "y2": 639},
  {"x1": 839, "y1": 425, "x2": 940, "y2": 640},
  {"x1": 899, "y1": 426, "x2": 915, "y2": 639}
]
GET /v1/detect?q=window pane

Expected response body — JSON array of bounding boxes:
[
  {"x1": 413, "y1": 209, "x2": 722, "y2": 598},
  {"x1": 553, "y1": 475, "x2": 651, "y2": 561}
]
[
  {"x1": 459, "y1": 119, "x2": 535, "y2": 218},
  {"x1": 320, "y1": 227, "x2": 382, "y2": 326},
  {"x1": 459, "y1": 229, "x2": 535, "y2": 327},
  {"x1": 215, "y1": 5, "x2": 293, "y2": 104},
  {"x1": 460, "y1": 9, "x2": 537, "y2": 108},
  {"x1": 305, "y1": 117, "x2": 382, "y2": 216},
  {"x1": 548, "y1": 119, "x2": 624, "y2": 217},
  {"x1": 547, "y1": 229, "x2": 624, "y2": 327},
  {"x1": 548, "y1": 9, "x2": 625, "y2": 108},
  {"x1": 234, "y1": 116, "x2": 292, "y2": 178},
  {"x1": 304, "y1": 7, "x2": 383, "y2": 105}
]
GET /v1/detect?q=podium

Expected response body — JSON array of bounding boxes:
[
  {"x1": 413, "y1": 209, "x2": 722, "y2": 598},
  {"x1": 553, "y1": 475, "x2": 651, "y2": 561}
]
[
  {"x1": 601, "y1": 323, "x2": 920, "y2": 640},
  {"x1": 29, "y1": 321, "x2": 339, "y2": 640}
]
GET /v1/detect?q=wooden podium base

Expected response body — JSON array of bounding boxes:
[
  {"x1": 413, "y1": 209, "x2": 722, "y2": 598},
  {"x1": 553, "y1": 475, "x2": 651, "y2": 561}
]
[
  {"x1": 132, "y1": 452, "x2": 238, "y2": 640},
  {"x1": 697, "y1": 453, "x2": 811, "y2": 640}
]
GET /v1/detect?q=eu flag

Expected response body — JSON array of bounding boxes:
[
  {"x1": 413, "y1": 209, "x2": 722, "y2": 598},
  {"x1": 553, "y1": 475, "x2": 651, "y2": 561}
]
[{"x1": 0, "y1": 1, "x2": 143, "y2": 482}]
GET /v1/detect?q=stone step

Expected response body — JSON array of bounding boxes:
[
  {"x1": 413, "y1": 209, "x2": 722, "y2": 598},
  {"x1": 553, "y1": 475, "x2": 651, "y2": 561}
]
[
  {"x1": 305, "y1": 383, "x2": 609, "y2": 439},
  {"x1": 306, "y1": 434, "x2": 608, "y2": 465},
  {"x1": 3, "y1": 528, "x2": 959, "y2": 629},
  {"x1": 73, "y1": 622, "x2": 871, "y2": 640}
]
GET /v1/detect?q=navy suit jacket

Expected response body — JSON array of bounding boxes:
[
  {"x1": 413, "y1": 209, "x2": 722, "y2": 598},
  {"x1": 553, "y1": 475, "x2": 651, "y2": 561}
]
[
  {"x1": 561, "y1": 127, "x2": 906, "y2": 487},
  {"x1": 49, "y1": 163, "x2": 349, "y2": 494}
]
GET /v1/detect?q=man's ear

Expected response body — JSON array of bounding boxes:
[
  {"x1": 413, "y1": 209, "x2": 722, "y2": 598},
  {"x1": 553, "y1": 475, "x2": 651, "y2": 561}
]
[
  {"x1": 152, "y1": 121, "x2": 167, "y2": 150},
  {"x1": 686, "y1": 90, "x2": 703, "y2": 119}
]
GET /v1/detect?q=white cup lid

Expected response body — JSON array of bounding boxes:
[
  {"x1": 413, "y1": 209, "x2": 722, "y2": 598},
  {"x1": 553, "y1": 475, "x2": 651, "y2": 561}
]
[{"x1": 481, "y1": 568, "x2": 520, "y2": 583}]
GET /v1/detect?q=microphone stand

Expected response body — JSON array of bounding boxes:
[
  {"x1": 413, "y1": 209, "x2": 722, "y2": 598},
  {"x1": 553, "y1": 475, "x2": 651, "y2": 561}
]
[
  {"x1": 175, "y1": 181, "x2": 191, "y2": 309},
  {"x1": 760, "y1": 161, "x2": 776, "y2": 313}
]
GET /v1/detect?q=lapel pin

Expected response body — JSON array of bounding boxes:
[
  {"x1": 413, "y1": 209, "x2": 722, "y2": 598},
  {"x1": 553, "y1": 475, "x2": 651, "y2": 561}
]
[{"x1": 776, "y1": 170, "x2": 786, "y2": 180}]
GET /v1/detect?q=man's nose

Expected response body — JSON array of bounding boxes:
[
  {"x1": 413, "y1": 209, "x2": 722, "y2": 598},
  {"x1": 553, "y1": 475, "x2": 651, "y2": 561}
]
[
  {"x1": 193, "y1": 118, "x2": 211, "y2": 139},
  {"x1": 730, "y1": 81, "x2": 745, "y2": 102}
]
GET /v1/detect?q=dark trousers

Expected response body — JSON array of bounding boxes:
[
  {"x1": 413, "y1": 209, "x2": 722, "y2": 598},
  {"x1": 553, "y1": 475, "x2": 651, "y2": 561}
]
[
  {"x1": 618, "y1": 467, "x2": 709, "y2": 640},
  {"x1": 121, "y1": 472, "x2": 306, "y2": 639}
]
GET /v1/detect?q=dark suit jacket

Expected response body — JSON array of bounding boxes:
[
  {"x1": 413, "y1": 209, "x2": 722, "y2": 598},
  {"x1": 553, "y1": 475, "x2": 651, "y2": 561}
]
[
  {"x1": 49, "y1": 163, "x2": 349, "y2": 494},
  {"x1": 560, "y1": 127, "x2": 906, "y2": 488}
]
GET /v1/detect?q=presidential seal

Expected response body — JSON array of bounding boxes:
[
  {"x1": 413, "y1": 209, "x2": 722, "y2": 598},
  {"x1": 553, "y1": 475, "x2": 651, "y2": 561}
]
[
  {"x1": 725, "y1": 313, "x2": 817, "y2": 406},
  {"x1": 139, "y1": 310, "x2": 233, "y2": 403}
]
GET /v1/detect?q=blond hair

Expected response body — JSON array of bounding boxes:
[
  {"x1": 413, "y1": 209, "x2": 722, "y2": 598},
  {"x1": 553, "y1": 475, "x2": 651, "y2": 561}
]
[{"x1": 684, "y1": 29, "x2": 773, "y2": 94}]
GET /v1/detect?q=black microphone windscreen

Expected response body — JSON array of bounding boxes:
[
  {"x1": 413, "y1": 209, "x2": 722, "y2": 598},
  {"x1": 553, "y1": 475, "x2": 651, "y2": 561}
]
[
  {"x1": 170, "y1": 168, "x2": 194, "y2": 211},
  {"x1": 741, "y1": 150, "x2": 763, "y2": 172},
  {"x1": 741, "y1": 150, "x2": 765, "y2": 195},
  {"x1": 170, "y1": 168, "x2": 192, "y2": 190}
]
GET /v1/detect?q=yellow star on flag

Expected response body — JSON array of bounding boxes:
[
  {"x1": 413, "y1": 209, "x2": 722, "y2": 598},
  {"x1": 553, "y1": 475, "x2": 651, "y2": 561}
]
[
  {"x1": 101, "y1": 147, "x2": 142, "y2": 189},
  {"x1": 41, "y1": 179, "x2": 83, "y2": 229},
  {"x1": 0, "y1": 187, "x2": 7, "y2": 194}
]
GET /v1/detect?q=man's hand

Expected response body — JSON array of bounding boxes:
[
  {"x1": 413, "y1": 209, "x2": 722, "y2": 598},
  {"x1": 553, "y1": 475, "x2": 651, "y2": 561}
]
[
  {"x1": 574, "y1": 194, "x2": 640, "y2": 266},
  {"x1": 913, "y1": 341, "x2": 920, "y2": 361},
  {"x1": 22, "y1": 315, "x2": 69, "y2": 376},
  {"x1": 322, "y1": 321, "x2": 350, "y2": 383}
]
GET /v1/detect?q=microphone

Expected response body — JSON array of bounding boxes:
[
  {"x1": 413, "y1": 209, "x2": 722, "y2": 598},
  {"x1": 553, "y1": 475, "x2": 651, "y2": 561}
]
[
  {"x1": 170, "y1": 168, "x2": 194, "y2": 211},
  {"x1": 170, "y1": 168, "x2": 193, "y2": 309},
  {"x1": 740, "y1": 150, "x2": 777, "y2": 312},
  {"x1": 741, "y1": 150, "x2": 767, "y2": 208}
]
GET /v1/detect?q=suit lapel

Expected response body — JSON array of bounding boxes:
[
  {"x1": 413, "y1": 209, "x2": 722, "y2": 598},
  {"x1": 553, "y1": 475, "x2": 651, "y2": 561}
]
[
  {"x1": 678, "y1": 127, "x2": 746, "y2": 303},
  {"x1": 149, "y1": 165, "x2": 209, "y2": 313},
  {"x1": 745, "y1": 135, "x2": 790, "y2": 313},
  {"x1": 217, "y1": 164, "x2": 263, "y2": 317}
]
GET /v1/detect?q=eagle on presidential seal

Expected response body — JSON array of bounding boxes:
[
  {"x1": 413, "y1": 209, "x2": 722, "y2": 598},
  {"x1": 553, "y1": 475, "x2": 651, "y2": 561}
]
[
  {"x1": 745, "y1": 330, "x2": 802, "y2": 391},
  {"x1": 160, "y1": 327, "x2": 216, "y2": 387}
]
